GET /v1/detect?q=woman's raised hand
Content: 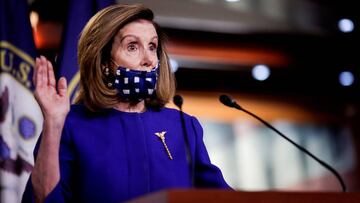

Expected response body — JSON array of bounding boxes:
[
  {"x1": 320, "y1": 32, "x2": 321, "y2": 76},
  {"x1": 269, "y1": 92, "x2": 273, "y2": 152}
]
[
  {"x1": 33, "y1": 56, "x2": 70, "y2": 121},
  {"x1": 31, "y1": 56, "x2": 69, "y2": 201}
]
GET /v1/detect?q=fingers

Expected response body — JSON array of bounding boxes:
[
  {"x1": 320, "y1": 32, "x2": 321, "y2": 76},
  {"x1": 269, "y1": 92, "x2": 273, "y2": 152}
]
[
  {"x1": 40, "y1": 56, "x2": 48, "y2": 86},
  {"x1": 47, "y1": 61, "x2": 56, "y2": 87},
  {"x1": 34, "y1": 56, "x2": 68, "y2": 99},
  {"x1": 35, "y1": 57, "x2": 45, "y2": 88},
  {"x1": 34, "y1": 56, "x2": 57, "y2": 88},
  {"x1": 57, "y1": 77, "x2": 68, "y2": 97}
]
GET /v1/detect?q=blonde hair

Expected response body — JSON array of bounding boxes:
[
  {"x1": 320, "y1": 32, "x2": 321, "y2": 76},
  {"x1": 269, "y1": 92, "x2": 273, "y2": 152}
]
[{"x1": 75, "y1": 4, "x2": 175, "y2": 111}]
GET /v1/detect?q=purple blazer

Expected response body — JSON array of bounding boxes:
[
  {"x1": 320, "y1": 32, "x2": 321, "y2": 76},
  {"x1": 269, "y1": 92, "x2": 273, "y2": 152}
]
[{"x1": 22, "y1": 104, "x2": 231, "y2": 203}]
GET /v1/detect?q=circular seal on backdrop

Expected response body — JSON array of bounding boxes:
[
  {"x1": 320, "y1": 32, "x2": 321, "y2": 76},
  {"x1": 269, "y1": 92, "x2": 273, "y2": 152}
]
[{"x1": 18, "y1": 116, "x2": 36, "y2": 139}]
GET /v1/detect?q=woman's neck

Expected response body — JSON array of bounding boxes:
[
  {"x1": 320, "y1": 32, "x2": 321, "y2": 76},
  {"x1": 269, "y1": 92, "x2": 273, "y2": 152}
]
[{"x1": 113, "y1": 101, "x2": 146, "y2": 113}]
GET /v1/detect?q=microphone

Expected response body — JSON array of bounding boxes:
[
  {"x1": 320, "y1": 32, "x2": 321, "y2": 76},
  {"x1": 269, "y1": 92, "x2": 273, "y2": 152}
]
[
  {"x1": 219, "y1": 94, "x2": 346, "y2": 192},
  {"x1": 173, "y1": 94, "x2": 194, "y2": 186},
  {"x1": 219, "y1": 94, "x2": 241, "y2": 109},
  {"x1": 173, "y1": 95, "x2": 183, "y2": 108}
]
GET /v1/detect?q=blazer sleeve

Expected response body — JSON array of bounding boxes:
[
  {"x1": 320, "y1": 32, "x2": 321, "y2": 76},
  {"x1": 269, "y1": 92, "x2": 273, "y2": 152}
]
[
  {"x1": 21, "y1": 119, "x2": 75, "y2": 203},
  {"x1": 190, "y1": 116, "x2": 233, "y2": 189}
]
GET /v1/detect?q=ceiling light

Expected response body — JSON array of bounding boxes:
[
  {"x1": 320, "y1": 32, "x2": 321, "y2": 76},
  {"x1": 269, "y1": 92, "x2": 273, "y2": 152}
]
[
  {"x1": 252, "y1": 64, "x2": 270, "y2": 81},
  {"x1": 339, "y1": 71, "x2": 354, "y2": 86},
  {"x1": 338, "y1": 18, "x2": 354, "y2": 33}
]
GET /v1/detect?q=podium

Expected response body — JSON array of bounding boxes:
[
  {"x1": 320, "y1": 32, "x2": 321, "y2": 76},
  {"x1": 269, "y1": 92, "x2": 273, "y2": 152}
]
[{"x1": 125, "y1": 189, "x2": 360, "y2": 203}]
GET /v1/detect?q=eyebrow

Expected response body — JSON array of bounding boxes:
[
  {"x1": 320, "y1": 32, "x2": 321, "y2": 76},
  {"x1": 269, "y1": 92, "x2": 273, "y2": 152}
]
[{"x1": 120, "y1": 35, "x2": 158, "y2": 43}]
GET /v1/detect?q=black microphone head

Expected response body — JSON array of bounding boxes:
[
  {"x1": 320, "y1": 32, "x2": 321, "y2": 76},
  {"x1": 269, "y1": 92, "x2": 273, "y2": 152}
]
[
  {"x1": 219, "y1": 94, "x2": 235, "y2": 108},
  {"x1": 173, "y1": 94, "x2": 183, "y2": 109}
]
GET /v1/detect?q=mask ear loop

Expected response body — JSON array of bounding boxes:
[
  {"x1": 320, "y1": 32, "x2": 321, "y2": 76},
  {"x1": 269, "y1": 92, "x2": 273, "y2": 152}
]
[{"x1": 111, "y1": 59, "x2": 120, "y2": 68}]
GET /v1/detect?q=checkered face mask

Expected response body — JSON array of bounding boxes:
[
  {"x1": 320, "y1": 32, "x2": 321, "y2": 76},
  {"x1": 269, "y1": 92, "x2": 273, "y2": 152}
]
[{"x1": 112, "y1": 64, "x2": 159, "y2": 102}]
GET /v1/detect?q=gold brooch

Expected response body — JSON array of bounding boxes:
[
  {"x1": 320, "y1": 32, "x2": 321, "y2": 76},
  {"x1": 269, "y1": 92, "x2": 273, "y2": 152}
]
[{"x1": 155, "y1": 131, "x2": 173, "y2": 160}]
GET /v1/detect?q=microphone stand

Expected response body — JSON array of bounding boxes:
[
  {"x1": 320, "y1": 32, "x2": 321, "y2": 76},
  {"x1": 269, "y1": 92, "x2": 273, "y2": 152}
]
[
  {"x1": 173, "y1": 95, "x2": 195, "y2": 187},
  {"x1": 221, "y1": 95, "x2": 346, "y2": 192}
]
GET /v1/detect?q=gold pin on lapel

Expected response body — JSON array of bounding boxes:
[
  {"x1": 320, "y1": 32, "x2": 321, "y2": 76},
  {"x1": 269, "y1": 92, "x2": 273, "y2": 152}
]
[{"x1": 155, "y1": 131, "x2": 173, "y2": 160}]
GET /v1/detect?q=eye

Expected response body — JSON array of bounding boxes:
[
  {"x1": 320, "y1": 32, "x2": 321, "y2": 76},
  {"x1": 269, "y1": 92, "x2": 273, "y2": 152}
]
[
  {"x1": 149, "y1": 43, "x2": 157, "y2": 52},
  {"x1": 127, "y1": 43, "x2": 138, "y2": 52}
]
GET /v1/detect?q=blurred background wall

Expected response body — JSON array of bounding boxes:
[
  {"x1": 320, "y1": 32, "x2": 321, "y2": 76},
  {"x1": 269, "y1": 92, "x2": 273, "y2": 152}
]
[{"x1": 28, "y1": 0, "x2": 359, "y2": 192}]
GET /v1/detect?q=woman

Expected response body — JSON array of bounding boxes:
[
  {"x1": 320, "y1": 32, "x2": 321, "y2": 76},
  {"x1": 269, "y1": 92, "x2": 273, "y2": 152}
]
[{"x1": 22, "y1": 4, "x2": 230, "y2": 203}]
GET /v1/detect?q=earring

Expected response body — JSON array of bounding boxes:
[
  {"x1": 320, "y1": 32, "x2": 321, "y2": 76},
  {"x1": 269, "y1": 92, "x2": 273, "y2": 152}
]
[
  {"x1": 104, "y1": 67, "x2": 110, "y2": 76},
  {"x1": 102, "y1": 65, "x2": 114, "y2": 88}
]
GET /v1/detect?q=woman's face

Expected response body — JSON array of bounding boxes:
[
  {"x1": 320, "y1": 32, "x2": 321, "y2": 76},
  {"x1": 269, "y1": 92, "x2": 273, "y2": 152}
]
[{"x1": 111, "y1": 19, "x2": 159, "y2": 71}]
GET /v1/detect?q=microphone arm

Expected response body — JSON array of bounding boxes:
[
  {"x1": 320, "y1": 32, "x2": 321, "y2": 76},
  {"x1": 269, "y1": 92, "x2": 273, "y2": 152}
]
[
  {"x1": 173, "y1": 95, "x2": 194, "y2": 187},
  {"x1": 219, "y1": 94, "x2": 346, "y2": 192}
]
